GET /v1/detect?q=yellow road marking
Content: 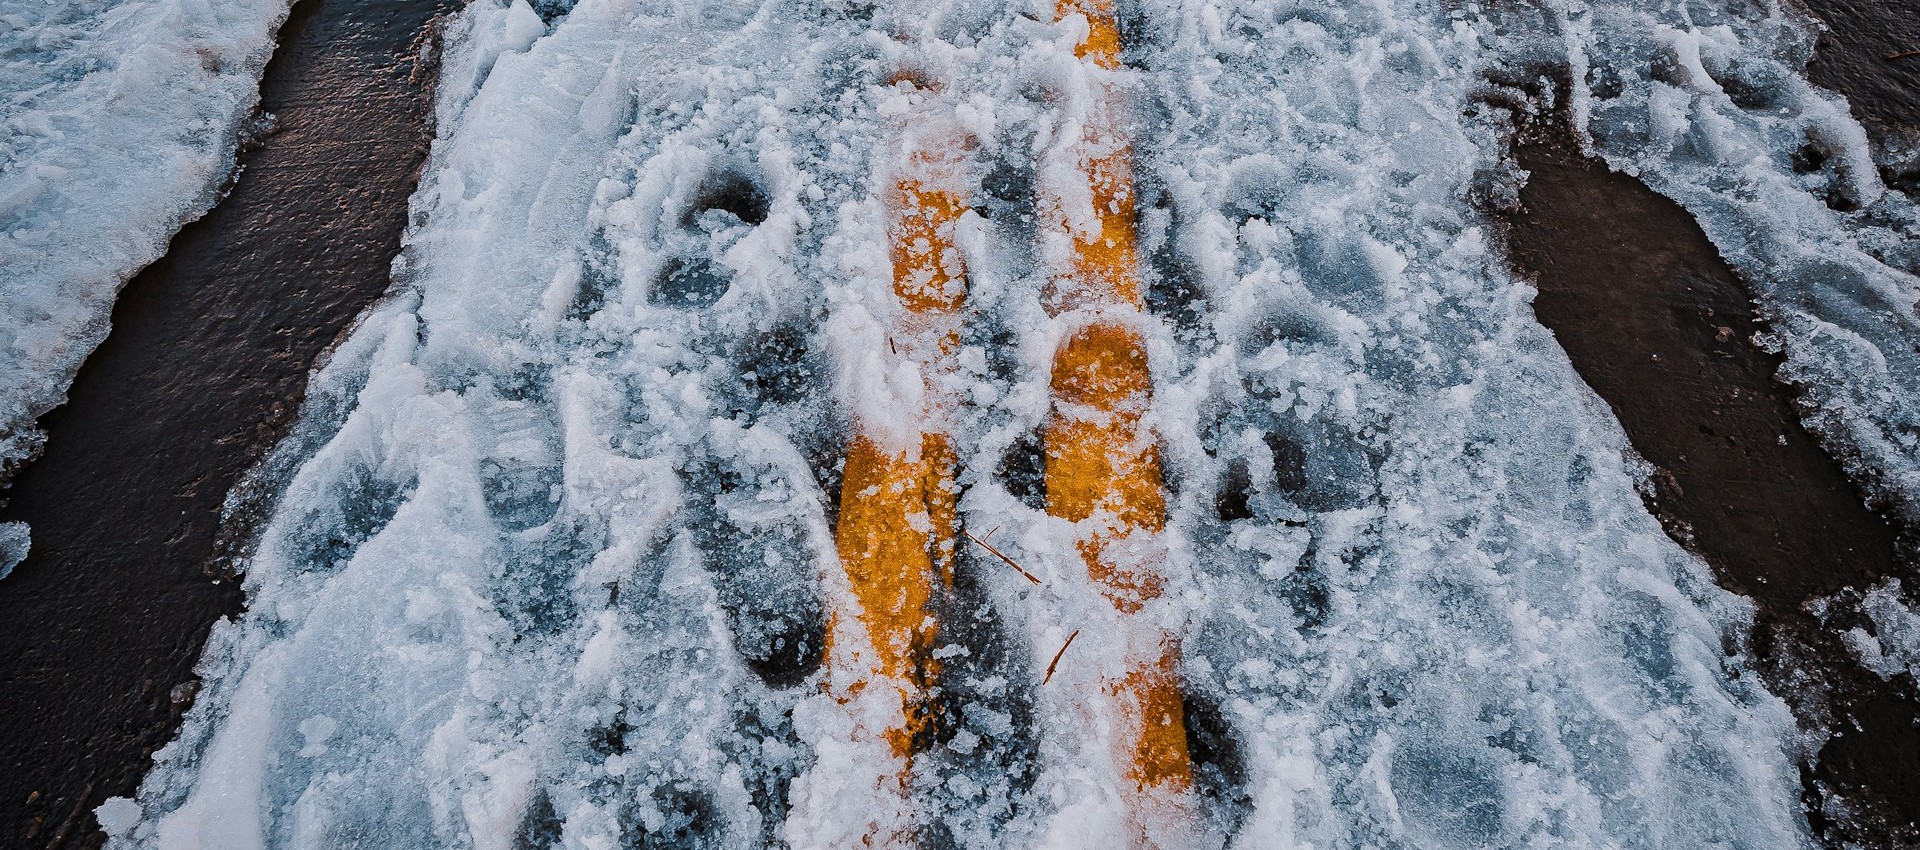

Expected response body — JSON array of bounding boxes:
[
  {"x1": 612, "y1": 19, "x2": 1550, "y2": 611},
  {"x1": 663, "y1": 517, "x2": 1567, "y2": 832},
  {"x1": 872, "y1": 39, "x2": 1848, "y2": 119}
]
[
  {"x1": 1068, "y1": 0, "x2": 1126, "y2": 70},
  {"x1": 834, "y1": 431, "x2": 958, "y2": 757},
  {"x1": 824, "y1": 84, "x2": 973, "y2": 841},
  {"x1": 820, "y1": 8, "x2": 1196, "y2": 840},
  {"x1": 1048, "y1": 0, "x2": 1198, "y2": 827}
]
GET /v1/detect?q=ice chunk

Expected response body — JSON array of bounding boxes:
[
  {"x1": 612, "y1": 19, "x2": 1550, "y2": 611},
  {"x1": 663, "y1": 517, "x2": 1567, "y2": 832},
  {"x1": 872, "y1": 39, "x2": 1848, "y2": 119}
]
[
  {"x1": 95, "y1": 796, "x2": 142, "y2": 839},
  {"x1": 0, "y1": 521, "x2": 26, "y2": 579},
  {"x1": 1844, "y1": 579, "x2": 1920, "y2": 681}
]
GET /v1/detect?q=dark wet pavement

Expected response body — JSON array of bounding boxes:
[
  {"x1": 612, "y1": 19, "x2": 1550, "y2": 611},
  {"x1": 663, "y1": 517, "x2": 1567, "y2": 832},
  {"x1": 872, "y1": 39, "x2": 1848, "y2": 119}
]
[
  {"x1": 1502, "y1": 4, "x2": 1920, "y2": 844},
  {"x1": 1506, "y1": 138, "x2": 1918, "y2": 848},
  {"x1": 1802, "y1": 0, "x2": 1920, "y2": 134}
]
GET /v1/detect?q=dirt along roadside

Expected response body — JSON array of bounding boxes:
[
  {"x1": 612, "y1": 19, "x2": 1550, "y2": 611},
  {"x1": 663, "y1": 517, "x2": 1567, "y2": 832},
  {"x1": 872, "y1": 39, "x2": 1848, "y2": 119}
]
[{"x1": 0, "y1": 0, "x2": 458, "y2": 845}]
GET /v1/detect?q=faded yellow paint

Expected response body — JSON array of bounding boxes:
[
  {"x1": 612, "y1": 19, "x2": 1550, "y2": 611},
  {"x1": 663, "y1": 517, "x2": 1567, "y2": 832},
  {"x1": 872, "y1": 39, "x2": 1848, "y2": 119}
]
[
  {"x1": 826, "y1": 111, "x2": 973, "y2": 777},
  {"x1": 891, "y1": 180, "x2": 969, "y2": 315},
  {"x1": 816, "y1": 8, "x2": 1197, "y2": 840},
  {"x1": 1053, "y1": 0, "x2": 1144, "y2": 312},
  {"x1": 1047, "y1": 0, "x2": 1197, "y2": 821},
  {"x1": 1119, "y1": 644, "x2": 1193, "y2": 791},
  {"x1": 833, "y1": 431, "x2": 957, "y2": 756},
  {"x1": 1062, "y1": 0, "x2": 1124, "y2": 69},
  {"x1": 1047, "y1": 322, "x2": 1166, "y2": 613},
  {"x1": 1046, "y1": 325, "x2": 1196, "y2": 798}
]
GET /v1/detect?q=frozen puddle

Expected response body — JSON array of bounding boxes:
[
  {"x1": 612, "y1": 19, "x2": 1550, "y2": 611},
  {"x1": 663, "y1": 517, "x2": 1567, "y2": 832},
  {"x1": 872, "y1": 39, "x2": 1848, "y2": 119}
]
[{"x1": 105, "y1": 0, "x2": 1920, "y2": 847}]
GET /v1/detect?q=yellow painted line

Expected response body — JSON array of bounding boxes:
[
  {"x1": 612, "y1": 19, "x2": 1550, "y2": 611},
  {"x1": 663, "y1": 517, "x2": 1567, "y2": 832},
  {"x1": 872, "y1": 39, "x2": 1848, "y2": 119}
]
[
  {"x1": 1067, "y1": 0, "x2": 1125, "y2": 70},
  {"x1": 1048, "y1": 0, "x2": 1197, "y2": 822},
  {"x1": 833, "y1": 430, "x2": 958, "y2": 757},
  {"x1": 823, "y1": 80, "x2": 972, "y2": 839},
  {"x1": 1048, "y1": 325, "x2": 1193, "y2": 793}
]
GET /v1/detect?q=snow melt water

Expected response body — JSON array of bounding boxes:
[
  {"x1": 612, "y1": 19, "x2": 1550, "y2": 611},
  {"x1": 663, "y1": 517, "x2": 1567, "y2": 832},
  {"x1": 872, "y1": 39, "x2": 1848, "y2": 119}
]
[
  {"x1": 106, "y1": 0, "x2": 1920, "y2": 846},
  {"x1": 0, "y1": 0, "x2": 287, "y2": 483}
]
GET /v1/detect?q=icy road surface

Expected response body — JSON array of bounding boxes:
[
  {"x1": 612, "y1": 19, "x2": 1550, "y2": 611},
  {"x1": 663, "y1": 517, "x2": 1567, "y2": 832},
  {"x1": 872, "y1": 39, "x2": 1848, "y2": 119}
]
[
  {"x1": 107, "y1": 0, "x2": 1920, "y2": 847},
  {"x1": 0, "y1": 0, "x2": 288, "y2": 490}
]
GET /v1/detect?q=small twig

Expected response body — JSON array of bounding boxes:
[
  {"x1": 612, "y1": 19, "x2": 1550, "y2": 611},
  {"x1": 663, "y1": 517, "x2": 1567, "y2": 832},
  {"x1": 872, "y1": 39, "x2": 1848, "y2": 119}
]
[
  {"x1": 887, "y1": 336, "x2": 899, "y2": 355},
  {"x1": 1043, "y1": 630, "x2": 1080, "y2": 685},
  {"x1": 1888, "y1": 49, "x2": 1920, "y2": 61},
  {"x1": 965, "y1": 530, "x2": 1041, "y2": 584}
]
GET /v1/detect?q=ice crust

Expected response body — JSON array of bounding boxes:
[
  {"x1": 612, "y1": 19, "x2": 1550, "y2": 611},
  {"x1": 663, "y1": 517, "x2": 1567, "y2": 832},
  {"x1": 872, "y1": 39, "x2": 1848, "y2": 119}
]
[
  {"x1": 111, "y1": 0, "x2": 1872, "y2": 847},
  {"x1": 0, "y1": 0, "x2": 287, "y2": 483},
  {"x1": 0, "y1": 520, "x2": 26, "y2": 578}
]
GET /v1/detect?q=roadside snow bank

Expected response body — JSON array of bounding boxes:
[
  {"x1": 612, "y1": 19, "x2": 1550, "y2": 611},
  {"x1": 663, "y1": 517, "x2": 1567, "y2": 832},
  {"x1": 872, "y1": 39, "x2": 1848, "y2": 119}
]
[{"x1": 0, "y1": 0, "x2": 288, "y2": 483}]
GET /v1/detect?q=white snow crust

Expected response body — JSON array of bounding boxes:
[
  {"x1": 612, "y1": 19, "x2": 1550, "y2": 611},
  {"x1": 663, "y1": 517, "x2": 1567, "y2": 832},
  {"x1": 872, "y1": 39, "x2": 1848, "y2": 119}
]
[
  {"x1": 0, "y1": 0, "x2": 288, "y2": 481},
  {"x1": 112, "y1": 0, "x2": 1918, "y2": 846}
]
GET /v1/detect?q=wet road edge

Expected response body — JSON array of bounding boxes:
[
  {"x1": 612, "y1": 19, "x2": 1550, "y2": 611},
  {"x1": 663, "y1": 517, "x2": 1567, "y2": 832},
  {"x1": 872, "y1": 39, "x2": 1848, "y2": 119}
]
[
  {"x1": 0, "y1": 0, "x2": 457, "y2": 845},
  {"x1": 1503, "y1": 133, "x2": 1916, "y2": 848}
]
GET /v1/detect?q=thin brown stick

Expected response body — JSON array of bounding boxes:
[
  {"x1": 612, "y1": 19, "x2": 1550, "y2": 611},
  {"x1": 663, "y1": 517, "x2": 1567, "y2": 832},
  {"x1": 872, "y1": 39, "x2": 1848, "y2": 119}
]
[
  {"x1": 1043, "y1": 629, "x2": 1080, "y2": 685},
  {"x1": 965, "y1": 530, "x2": 1041, "y2": 584},
  {"x1": 1888, "y1": 49, "x2": 1920, "y2": 61}
]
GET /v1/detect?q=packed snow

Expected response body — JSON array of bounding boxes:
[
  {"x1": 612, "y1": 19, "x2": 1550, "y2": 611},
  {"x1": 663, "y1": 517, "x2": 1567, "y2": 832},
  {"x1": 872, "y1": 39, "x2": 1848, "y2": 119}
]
[
  {"x1": 0, "y1": 0, "x2": 287, "y2": 483},
  {"x1": 103, "y1": 0, "x2": 1920, "y2": 846}
]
